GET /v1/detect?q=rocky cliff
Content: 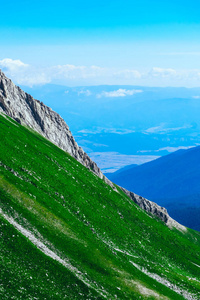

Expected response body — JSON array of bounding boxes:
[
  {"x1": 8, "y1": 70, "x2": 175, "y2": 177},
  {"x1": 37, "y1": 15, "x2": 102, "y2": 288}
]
[
  {"x1": 0, "y1": 70, "x2": 105, "y2": 180},
  {"x1": 120, "y1": 187, "x2": 186, "y2": 231},
  {"x1": 0, "y1": 70, "x2": 184, "y2": 228}
]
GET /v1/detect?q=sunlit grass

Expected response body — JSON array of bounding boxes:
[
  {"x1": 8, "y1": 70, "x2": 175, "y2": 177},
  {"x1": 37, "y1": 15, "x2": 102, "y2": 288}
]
[{"x1": 0, "y1": 113, "x2": 200, "y2": 299}]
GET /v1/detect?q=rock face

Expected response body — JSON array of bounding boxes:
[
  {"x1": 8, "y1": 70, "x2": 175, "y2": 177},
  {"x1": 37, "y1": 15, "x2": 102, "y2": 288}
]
[
  {"x1": 0, "y1": 70, "x2": 104, "y2": 179},
  {"x1": 120, "y1": 187, "x2": 186, "y2": 231},
  {"x1": 0, "y1": 70, "x2": 185, "y2": 228},
  {"x1": 120, "y1": 187, "x2": 169, "y2": 223}
]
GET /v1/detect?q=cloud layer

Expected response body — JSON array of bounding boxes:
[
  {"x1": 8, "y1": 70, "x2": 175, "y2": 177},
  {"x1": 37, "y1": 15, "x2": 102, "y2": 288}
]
[
  {"x1": 1, "y1": 58, "x2": 200, "y2": 87},
  {"x1": 0, "y1": 58, "x2": 29, "y2": 70},
  {"x1": 144, "y1": 124, "x2": 192, "y2": 134},
  {"x1": 97, "y1": 89, "x2": 142, "y2": 98}
]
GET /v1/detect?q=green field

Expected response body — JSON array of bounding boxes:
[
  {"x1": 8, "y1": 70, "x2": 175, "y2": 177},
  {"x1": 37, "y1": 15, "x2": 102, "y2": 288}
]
[{"x1": 0, "y1": 113, "x2": 200, "y2": 299}]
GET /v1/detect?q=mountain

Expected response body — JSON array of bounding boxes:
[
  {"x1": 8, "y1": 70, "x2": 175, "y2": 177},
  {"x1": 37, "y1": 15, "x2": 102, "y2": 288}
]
[
  {"x1": 0, "y1": 71, "x2": 200, "y2": 298},
  {"x1": 0, "y1": 70, "x2": 176, "y2": 225},
  {"x1": 105, "y1": 163, "x2": 137, "y2": 177},
  {"x1": 0, "y1": 70, "x2": 103, "y2": 180},
  {"x1": 107, "y1": 147, "x2": 200, "y2": 230},
  {"x1": 1, "y1": 112, "x2": 200, "y2": 299}
]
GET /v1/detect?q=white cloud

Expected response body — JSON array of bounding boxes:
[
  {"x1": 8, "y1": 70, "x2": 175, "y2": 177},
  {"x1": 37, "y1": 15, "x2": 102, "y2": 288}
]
[
  {"x1": 2, "y1": 58, "x2": 200, "y2": 87},
  {"x1": 149, "y1": 67, "x2": 177, "y2": 78},
  {"x1": 78, "y1": 90, "x2": 92, "y2": 96},
  {"x1": 144, "y1": 124, "x2": 192, "y2": 134},
  {"x1": 147, "y1": 68, "x2": 200, "y2": 84},
  {"x1": 52, "y1": 64, "x2": 86, "y2": 79},
  {"x1": 17, "y1": 73, "x2": 52, "y2": 86},
  {"x1": 51, "y1": 64, "x2": 107, "y2": 80},
  {"x1": 114, "y1": 69, "x2": 141, "y2": 79},
  {"x1": 0, "y1": 58, "x2": 29, "y2": 71},
  {"x1": 192, "y1": 95, "x2": 200, "y2": 99},
  {"x1": 0, "y1": 58, "x2": 51, "y2": 86},
  {"x1": 97, "y1": 89, "x2": 143, "y2": 98},
  {"x1": 78, "y1": 127, "x2": 135, "y2": 134},
  {"x1": 0, "y1": 59, "x2": 110, "y2": 86}
]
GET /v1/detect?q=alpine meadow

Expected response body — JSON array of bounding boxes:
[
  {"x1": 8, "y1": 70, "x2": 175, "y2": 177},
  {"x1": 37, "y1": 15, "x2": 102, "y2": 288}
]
[{"x1": 0, "y1": 72, "x2": 200, "y2": 299}]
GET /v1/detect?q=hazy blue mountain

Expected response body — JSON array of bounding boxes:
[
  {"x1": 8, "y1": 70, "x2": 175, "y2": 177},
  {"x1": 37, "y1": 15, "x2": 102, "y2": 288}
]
[
  {"x1": 107, "y1": 146, "x2": 200, "y2": 230},
  {"x1": 105, "y1": 163, "x2": 138, "y2": 178},
  {"x1": 22, "y1": 85, "x2": 200, "y2": 142}
]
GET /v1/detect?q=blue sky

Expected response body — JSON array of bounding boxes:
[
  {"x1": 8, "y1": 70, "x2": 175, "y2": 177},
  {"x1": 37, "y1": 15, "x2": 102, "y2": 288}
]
[{"x1": 1, "y1": 0, "x2": 200, "y2": 86}]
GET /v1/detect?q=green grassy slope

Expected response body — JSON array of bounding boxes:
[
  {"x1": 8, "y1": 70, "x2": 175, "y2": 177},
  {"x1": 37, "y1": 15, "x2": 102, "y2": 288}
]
[{"x1": 0, "y1": 113, "x2": 200, "y2": 300}]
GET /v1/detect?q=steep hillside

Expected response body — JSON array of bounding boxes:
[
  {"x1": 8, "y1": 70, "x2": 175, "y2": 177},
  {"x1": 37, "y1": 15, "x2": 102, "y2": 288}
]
[
  {"x1": 0, "y1": 69, "x2": 177, "y2": 225},
  {"x1": 107, "y1": 147, "x2": 200, "y2": 230},
  {"x1": 0, "y1": 70, "x2": 103, "y2": 180},
  {"x1": 0, "y1": 113, "x2": 200, "y2": 299}
]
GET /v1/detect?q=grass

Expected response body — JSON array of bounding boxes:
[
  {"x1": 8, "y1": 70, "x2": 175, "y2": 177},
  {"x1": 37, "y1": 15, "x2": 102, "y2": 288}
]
[{"x1": 0, "y1": 113, "x2": 200, "y2": 299}]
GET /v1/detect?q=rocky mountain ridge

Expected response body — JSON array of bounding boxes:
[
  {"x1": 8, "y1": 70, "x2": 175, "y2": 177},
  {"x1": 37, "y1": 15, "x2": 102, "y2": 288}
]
[
  {"x1": 120, "y1": 187, "x2": 186, "y2": 231},
  {"x1": 0, "y1": 70, "x2": 183, "y2": 228},
  {"x1": 0, "y1": 69, "x2": 104, "y2": 179}
]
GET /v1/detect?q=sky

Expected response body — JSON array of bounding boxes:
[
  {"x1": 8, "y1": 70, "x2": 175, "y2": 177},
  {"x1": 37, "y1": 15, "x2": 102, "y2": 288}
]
[{"x1": 1, "y1": 0, "x2": 200, "y2": 87}]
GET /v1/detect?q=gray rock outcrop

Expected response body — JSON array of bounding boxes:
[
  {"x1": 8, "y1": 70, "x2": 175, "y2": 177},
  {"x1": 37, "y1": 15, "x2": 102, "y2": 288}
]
[
  {"x1": 120, "y1": 187, "x2": 186, "y2": 231},
  {"x1": 120, "y1": 187, "x2": 169, "y2": 223}
]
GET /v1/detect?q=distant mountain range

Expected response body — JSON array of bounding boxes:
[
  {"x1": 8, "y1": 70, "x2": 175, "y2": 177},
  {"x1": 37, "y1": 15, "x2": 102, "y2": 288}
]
[
  {"x1": 22, "y1": 83, "x2": 200, "y2": 172},
  {"x1": 107, "y1": 146, "x2": 200, "y2": 230}
]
